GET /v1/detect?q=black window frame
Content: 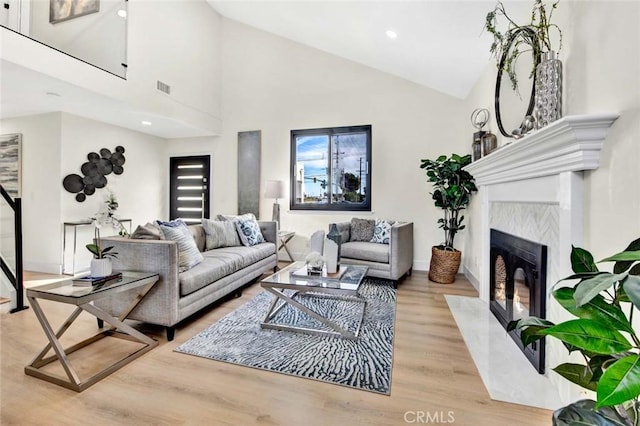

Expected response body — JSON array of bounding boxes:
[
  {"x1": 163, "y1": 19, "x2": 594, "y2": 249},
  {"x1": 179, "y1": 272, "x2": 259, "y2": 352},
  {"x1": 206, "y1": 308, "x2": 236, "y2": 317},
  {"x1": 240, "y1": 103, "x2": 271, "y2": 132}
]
[{"x1": 290, "y1": 124, "x2": 372, "y2": 212}]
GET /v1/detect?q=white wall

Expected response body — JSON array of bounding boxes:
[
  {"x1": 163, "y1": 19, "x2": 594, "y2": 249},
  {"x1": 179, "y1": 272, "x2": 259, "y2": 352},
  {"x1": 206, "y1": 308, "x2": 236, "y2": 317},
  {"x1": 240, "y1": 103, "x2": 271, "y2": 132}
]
[
  {"x1": 29, "y1": 0, "x2": 126, "y2": 76},
  {"x1": 219, "y1": 19, "x2": 467, "y2": 267},
  {"x1": 1, "y1": 112, "x2": 167, "y2": 273},
  {"x1": 1, "y1": 0, "x2": 222, "y2": 136},
  {"x1": 1, "y1": 113, "x2": 62, "y2": 273},
  {"x1": 463, "y1": 0, "x2": 640, "y2": 279}
]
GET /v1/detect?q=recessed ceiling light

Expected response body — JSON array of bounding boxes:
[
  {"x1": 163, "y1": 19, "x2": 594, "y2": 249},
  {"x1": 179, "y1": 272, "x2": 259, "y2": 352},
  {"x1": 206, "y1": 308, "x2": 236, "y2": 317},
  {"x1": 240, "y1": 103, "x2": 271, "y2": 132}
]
[
  {"x1": 141, "y1": 121, "x2": 152, "y2": 126},
  {"x1": 385, "y1": 29, "x2": 398, "y2": 39},
  {"x1": 117, "y1": 9, "x2": 127, "y2": 18}
]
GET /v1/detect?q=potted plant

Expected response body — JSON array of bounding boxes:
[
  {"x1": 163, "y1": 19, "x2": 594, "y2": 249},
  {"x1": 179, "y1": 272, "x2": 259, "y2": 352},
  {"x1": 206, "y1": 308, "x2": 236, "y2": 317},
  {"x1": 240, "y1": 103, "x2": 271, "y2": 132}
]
[
  {"x1": 419, "y1": 154, "x2": 477, "y2": 284},
  {"x1": 511, "y1": 238, "x2": 640, "y2": 425},
  {"x1": 86, "y1": 197, "x2": 125, "y2": 277},
  {"x1": 485, "y1": 0, "x2": 563, "y2": 94}
]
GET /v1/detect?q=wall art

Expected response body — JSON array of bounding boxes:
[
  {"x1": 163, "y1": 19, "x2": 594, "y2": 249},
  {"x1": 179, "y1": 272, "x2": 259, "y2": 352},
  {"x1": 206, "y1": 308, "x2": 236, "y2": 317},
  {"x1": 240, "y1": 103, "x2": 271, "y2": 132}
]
[
  {"x1": 63, "y1": 146, "x2": 126, "y2": 203},
  {"x1": 0, "y1": 133, "x2": 22, "y2": 199},
  {"x1": 50, "y1": 0, "x2": 100, "y2": 24}
]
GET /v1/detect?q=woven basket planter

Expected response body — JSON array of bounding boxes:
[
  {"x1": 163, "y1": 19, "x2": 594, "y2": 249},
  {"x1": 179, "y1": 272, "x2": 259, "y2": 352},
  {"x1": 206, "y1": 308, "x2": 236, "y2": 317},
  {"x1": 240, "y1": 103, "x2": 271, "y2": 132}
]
[{"x1": 428, "y1": 246, "x2": 461, "y2": 284}]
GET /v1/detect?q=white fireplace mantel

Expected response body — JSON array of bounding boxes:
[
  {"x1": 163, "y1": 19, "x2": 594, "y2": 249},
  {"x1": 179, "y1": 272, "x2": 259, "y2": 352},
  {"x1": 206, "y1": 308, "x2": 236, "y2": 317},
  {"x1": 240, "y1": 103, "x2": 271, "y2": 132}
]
[
  {"x1": 461, "y1": 113, "x2": 619, "y2": 406},
  {"x1": 465, "y1": 113, "x2": 620, "y2": 186}
]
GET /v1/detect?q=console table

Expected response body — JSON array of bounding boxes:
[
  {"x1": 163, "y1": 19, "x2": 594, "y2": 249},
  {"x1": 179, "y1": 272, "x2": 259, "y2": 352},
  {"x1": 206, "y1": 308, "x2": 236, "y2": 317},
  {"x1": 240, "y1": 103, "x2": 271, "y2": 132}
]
[{"x1": 62, "y1": 219, "x2": 132, "y2": 275}]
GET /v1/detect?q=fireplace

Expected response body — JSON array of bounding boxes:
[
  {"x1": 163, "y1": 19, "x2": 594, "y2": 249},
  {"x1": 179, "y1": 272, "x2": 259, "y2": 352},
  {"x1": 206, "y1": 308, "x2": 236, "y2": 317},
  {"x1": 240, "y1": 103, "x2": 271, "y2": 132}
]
[{"x1": 490, "y1": 229, "x2": 547, "y2": 373}]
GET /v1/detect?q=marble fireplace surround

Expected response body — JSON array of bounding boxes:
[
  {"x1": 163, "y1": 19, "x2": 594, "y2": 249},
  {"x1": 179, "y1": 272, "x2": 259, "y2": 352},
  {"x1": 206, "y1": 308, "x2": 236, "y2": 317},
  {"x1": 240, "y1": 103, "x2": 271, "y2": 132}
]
[{"x1": 457, "y1": 113, "x2": 619, "y2": 408}]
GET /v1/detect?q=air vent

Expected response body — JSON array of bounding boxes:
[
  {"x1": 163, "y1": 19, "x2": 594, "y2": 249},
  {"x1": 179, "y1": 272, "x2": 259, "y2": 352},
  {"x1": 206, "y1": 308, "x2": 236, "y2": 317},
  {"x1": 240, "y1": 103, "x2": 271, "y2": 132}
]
[{"x1": 156, "y1": 80, "x2": 171, "y2": 95}]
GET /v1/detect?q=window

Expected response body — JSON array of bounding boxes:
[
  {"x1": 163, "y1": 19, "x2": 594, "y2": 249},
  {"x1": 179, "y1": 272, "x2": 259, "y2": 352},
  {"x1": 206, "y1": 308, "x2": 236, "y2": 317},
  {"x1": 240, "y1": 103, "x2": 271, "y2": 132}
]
[
  {"x1": 169, "y1": 155, "x2": 210, "y2": 223},
  {"x1": 290, "y1": 125, "x2": 371, "y2": 211}
]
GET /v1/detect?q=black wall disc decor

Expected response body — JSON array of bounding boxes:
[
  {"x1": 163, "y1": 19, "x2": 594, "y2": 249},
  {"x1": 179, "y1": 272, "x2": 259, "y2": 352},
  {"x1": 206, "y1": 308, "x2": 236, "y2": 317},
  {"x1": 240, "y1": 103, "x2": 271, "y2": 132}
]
[{"x1": 63, "y1": 146, "x2": 126, "y2": 202}]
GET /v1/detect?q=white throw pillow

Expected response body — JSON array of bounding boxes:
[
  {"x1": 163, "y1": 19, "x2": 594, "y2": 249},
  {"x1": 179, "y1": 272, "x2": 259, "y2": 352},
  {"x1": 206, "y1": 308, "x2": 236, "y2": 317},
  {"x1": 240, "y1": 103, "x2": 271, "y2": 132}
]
[
  {"x1": 159, "y1": 222, "x2": 204, "y2": 271},
  {"x1": 235, "y1": 217, "x2": 265, "y2": 246},
  {"x1": 370, "y1": 219, "x2": 396, "y2": 244}
]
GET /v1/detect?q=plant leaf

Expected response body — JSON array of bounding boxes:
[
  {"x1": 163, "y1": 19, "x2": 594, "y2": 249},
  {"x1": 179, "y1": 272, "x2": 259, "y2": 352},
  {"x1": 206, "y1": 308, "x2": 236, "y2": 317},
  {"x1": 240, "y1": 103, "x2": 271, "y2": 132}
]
[
  {"x1": 574, "y1": 273, "x2": 627, "y2": 307},
  {"x1": 552, "y1": 399, "x2": 629, "y2": 426},
  {"x1": 596, "y1": 355, "x2": 640, "y2": 409},
  {"x1": 553, "y1": 363, "x2": 597, "y2": 391},
  {"x1": 600, "y1": 250, "x2": 640, "y2": 263},
  {"x1": 553, "y1": 287, "x2": 633, "y2": 333},
  {"x1": 622, "y1": 275, "x2": 640, "y2": 310},
  {"x1": 630, "y1": 264, "x2": 640, "y2": 276},
  {"x1": 613, "y1": 238, "x2": 640, "y2": 273},
  {"x1": 571, "y1": 245, "x2": 598, "y2": 273},
  {"x1": 85, "y1": 244, "x2": 100, "y2": 257},
  {"x1": 540, "y1": 319, "x2": 632, "y2": 355}
]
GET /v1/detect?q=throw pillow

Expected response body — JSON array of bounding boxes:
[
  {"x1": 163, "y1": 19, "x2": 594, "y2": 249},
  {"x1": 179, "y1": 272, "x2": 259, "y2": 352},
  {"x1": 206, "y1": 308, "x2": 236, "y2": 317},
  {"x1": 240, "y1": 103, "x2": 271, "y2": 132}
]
[
  {"x1": 131, "y1": 222, "x2": 163, "y2": 240},
  {"x1": 202, "y1": 219, "x2": 241, "y2": 249},
  {"x1": 235, "y1": 217, "x2": 265, "y2": 246},
  {"x1": 158, "y1": 222, "x2": 204, "y2": 272},
  {"x1": 371, "y1": 219, "x2": 396, "y2": 244},
  {"x1": 156, "y1": 219, "x2": 187, "y2": 228},
  {"x1": 216, "y1": 213, "x2": 256, "y2": 222},
  {"x1": 350, "y1": 218, "x2": 375, "y2": 242}
]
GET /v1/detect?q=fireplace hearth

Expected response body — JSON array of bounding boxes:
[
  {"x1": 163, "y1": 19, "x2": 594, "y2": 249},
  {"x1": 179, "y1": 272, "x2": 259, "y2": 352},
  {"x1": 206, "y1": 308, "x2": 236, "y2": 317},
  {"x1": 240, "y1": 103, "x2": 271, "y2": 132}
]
[{"x1": 490, "y1": 229, "x2": 547, "y2": 373}]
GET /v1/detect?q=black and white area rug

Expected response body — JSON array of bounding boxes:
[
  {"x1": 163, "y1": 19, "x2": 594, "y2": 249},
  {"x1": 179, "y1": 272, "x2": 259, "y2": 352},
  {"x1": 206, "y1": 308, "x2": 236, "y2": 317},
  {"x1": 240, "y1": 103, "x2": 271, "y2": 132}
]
[{"x1": 175, "y1": 278, "x2": 396, "y2": 394}]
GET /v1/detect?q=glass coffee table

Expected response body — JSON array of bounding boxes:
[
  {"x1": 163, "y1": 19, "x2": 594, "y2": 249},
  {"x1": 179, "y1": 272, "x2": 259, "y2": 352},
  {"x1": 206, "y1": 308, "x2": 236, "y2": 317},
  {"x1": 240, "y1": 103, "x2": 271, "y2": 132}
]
[
  {"x1": 25, "y1": 271, "x2": 159, "y2": 392},
  {"x1": 260, "y1": 261, "x2": 368, "y2": 340}
]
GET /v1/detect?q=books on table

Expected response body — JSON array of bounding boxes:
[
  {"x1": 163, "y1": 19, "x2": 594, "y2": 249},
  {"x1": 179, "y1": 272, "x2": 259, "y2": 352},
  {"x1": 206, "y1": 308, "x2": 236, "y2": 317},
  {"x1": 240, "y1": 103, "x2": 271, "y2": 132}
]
[{"x1": 72, "y1": 272, "x2": 123, "y2": 287}]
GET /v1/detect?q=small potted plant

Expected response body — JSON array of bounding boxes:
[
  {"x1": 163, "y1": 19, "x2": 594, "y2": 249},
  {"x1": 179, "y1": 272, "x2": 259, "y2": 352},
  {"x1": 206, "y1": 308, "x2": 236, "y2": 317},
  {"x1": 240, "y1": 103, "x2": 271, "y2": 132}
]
[
  {"x1": 86, "y1": 208, "x2": 120, "y2": 277},
  {"x1": 419, "y1": 154, "x2": 477, "y2": 284},
  {"x1": 511, "y1": 238, "x2": 640, "y2": 425}
]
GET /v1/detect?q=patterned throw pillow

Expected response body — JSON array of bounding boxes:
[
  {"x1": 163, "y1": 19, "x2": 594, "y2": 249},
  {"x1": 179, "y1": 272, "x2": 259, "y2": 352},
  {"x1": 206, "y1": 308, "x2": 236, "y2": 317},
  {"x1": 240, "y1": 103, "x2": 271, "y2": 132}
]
[
  {"x1": 350, "y1": 218, "x2": 375, "y2": 242},
  {"x1": 202, "y1": 219, "x2": 241, "y2": 249},
  {"x1": 158, "y1": 222, "x2": 204, "y2": 272},
  {"x1": 371, "y1": 219, "x2": 396, "y2": 244},
  {"x1": 235, "y1": 217, "x2": 265, "y2": 246}
]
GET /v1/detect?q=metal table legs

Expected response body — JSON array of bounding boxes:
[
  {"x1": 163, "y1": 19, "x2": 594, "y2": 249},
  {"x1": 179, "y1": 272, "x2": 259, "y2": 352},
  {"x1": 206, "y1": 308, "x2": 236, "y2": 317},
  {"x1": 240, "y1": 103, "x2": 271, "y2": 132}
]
[
  {"x1": 261, "y1": 287, "x2": 366, "y2": 340},
  {"x1": 25, "y1": 281, "x2": 158, "y2": 392}
]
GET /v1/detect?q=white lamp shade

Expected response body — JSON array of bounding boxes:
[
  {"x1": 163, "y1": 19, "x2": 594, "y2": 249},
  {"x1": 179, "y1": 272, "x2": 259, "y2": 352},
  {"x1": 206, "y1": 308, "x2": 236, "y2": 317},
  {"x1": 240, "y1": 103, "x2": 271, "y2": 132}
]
[{"x1": 264, "y1": 180, "x2": 285, "y2": 199}]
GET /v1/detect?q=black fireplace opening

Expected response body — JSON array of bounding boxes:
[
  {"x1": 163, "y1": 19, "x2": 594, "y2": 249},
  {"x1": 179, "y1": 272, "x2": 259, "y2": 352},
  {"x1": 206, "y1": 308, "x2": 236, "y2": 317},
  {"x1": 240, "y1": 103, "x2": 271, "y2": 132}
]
[{"x1": 490, "y1": 229, "x2": 547, "y2": 374}]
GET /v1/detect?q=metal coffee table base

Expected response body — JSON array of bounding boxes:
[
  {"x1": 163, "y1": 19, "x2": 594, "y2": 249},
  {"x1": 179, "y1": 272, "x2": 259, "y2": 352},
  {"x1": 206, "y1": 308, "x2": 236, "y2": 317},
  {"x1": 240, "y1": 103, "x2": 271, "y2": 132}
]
[{"x1": 261, "y1": 288, "x2": 366, "y2": 340}]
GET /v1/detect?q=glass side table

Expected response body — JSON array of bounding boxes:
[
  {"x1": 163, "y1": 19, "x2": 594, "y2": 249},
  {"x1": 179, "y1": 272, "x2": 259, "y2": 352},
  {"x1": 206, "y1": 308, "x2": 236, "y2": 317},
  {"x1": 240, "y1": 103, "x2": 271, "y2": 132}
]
[
  {"x1": 277, "y1": 230, "x2": 295, "y2": 262},
  {"x1": 25, "y1": 271, "x2": 159, "y2": 392}
]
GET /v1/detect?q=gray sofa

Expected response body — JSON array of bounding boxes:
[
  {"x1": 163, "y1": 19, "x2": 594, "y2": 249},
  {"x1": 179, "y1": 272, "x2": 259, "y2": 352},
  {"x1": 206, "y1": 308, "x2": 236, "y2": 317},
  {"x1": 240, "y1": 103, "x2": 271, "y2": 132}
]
[
  {"x1": 329, "y1": 221, "x2": 413, "y2": 287},
  {"x1": 95, "y1": 221, "x2": 277, "y2": 341}
]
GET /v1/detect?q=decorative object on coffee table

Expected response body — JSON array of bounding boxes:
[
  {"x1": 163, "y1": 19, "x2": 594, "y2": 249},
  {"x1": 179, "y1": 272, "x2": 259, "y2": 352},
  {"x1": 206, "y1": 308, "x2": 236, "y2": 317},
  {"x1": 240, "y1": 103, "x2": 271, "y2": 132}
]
[
  {"x1": 326, "y1": 223, "x2": 342, "y2": 273},
  {"x1": 305, "y1": 252, "x2": 324, "y2": 275},
  {"x1": 419, "y1": 154, "x2": 477, "y2": 283}
]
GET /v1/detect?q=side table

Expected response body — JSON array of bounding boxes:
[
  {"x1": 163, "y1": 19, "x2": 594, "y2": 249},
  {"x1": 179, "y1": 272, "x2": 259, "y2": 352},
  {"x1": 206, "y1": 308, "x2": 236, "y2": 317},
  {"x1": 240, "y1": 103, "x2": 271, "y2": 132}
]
[
  {"x1": 277, "y1": 230, "x2": 295, "y2": 262},
  {"x1": 62, "y1": 219, "x2": 132, "y2": 275},
  {"x1": 25, "y1": 272, "x2": 159, "y2": 392}
]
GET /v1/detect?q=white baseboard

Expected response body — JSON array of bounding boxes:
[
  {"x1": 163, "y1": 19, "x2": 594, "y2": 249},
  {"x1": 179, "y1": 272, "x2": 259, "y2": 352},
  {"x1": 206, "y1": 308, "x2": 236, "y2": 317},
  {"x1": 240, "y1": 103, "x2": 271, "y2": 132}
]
[
  {"x1": 463, "y1": 265, "x2": 479, "y2": 292},
  {"x1": 412, "y1": 260, "x2": 428, "y2": 271}
]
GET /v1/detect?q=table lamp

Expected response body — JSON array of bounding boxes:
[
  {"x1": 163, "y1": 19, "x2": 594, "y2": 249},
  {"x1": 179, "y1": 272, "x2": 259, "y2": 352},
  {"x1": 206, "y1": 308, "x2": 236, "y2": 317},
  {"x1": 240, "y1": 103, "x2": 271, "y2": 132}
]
[{"x1": 264, "y1": 180, "x2": 284, "y2": 225}]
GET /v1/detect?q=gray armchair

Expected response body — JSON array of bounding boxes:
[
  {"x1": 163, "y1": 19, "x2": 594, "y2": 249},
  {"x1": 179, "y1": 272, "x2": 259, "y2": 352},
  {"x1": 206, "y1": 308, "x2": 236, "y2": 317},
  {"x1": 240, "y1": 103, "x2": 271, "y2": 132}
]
[{"x1": 329, "y1": 220, "x2": 413, "y2": 287}]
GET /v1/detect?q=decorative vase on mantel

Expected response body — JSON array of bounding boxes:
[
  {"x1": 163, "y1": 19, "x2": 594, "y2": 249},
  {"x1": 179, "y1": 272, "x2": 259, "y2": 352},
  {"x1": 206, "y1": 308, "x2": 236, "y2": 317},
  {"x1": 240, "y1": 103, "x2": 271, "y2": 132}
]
[
  {"x1": 90, "y1": 258, "x2": 112, "y2": 278},
  {"x1": 534, "y1": 51, "x2": 563, "y2": 129}
]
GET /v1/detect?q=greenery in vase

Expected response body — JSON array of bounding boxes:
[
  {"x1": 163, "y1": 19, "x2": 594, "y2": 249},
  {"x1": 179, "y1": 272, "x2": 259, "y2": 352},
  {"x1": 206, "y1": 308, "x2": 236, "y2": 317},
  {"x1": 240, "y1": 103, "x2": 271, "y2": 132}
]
[
  {"x1": 485, "y1": 0, "x2": 563, "y2": 93},
  {"x1": 419, "y1": 154, "x2": 477, "y2": 251},
  {"x1": 510, "y1": 238, "x2": 640, "y2": 425}
]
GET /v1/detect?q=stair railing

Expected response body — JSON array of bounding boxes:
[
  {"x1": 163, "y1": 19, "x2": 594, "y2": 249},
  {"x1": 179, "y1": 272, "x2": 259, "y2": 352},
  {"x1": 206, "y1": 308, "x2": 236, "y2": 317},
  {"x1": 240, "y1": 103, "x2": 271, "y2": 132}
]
[{"x1": 0, "y1": 184, "x2": 28, "y2": 313}]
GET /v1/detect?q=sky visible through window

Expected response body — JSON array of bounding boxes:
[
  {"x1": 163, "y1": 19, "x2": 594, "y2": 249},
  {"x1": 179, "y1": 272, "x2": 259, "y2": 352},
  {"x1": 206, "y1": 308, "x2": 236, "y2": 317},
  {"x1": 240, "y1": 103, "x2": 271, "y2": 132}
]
[{"x1": 296, "y1": 132, "x2": 368, "y2": 203}]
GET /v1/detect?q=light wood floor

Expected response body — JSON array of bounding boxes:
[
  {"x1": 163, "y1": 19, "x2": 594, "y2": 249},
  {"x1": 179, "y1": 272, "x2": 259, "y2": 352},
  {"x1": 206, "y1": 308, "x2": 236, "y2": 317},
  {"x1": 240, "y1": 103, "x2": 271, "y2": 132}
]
[{"x1": 1, "y1": 268, "x2": 551, "y2": 425}]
